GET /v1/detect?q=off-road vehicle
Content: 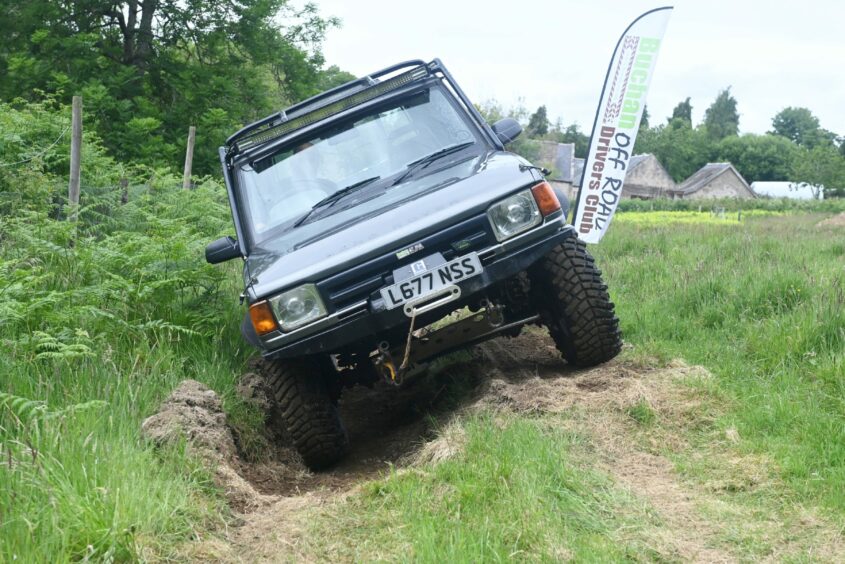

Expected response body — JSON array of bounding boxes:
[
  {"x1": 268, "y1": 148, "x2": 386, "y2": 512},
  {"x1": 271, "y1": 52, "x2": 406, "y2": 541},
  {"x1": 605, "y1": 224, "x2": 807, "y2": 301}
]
[{"x1": 207, "y1": 59, "x2": 621, "y2": 469}]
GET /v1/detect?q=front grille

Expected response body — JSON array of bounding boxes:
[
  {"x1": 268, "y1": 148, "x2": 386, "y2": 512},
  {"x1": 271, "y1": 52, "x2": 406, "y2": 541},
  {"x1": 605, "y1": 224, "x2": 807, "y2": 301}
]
[{"x1": 317, "y1": 214, "x2": 492, "y2": 311}]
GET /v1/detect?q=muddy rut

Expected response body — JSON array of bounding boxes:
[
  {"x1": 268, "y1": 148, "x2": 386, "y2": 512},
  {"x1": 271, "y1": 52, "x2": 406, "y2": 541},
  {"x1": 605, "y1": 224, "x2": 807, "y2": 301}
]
[{"x1": 146, "y1": 329, "x2": 844, "y2": 562}]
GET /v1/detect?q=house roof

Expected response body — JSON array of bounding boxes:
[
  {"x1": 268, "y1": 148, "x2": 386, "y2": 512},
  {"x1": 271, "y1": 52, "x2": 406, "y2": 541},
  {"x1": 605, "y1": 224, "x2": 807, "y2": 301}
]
[
  {"x1": 569, "y1": 154, "x2": 658, "y2": 192},
  {"x1": 536, "y1": 141, "x2": 575, "y2": 183},
  {"x1": 622, "y1": 154, "x2": 676, "y2": 198},
  {"x1": 628, "y1": 154, "x2": 649, "y2": 172},
  {"x1": 676, "y1": 163, "x2": 752, "y2": 195}
]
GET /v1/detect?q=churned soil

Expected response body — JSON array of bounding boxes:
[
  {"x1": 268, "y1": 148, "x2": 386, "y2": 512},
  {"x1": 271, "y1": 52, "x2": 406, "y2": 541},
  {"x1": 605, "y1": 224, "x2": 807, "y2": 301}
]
[{"x1": 147, "y1": 329, "x2": 844, "y2": 562}]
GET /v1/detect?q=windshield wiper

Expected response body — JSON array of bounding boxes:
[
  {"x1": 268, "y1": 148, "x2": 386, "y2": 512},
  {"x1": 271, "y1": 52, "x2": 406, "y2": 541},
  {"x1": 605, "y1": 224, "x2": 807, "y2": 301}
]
[
  {"x1": 391, "y1": 142, "x2": 475, "y2": 186},
  {"x1": 293, "y1": 176, "x2": 381, "y2": 227}
]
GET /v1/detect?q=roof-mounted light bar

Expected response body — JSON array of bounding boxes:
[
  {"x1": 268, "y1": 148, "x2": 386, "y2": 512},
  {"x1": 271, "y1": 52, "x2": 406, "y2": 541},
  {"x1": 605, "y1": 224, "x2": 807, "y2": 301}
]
[{"x1": 230, "y1": 65, "x2": 430, "y2": 154}]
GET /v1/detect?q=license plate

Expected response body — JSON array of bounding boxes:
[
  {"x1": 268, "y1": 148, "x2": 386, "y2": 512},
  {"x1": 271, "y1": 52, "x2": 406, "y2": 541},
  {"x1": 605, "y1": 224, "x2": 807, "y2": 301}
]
[{"x1": 380, "y1": 253, "x2": 483, "y2": 310}]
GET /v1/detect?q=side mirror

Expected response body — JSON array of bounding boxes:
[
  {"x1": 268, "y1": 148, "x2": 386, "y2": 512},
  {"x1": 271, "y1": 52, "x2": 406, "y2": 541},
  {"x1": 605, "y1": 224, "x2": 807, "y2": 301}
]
[
  {"x1": 491, "y1": 118, "x2": 523, "y2": 145},
  {"x1": 205, "y1": 236, "x2": 242, "y2": 264}
]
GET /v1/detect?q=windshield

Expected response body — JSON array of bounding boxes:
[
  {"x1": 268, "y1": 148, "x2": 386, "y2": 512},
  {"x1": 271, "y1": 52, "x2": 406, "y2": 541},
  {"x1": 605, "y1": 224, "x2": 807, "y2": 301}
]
[{"x1": 237, "y1": 87, "x2": 483, "y2": 244}]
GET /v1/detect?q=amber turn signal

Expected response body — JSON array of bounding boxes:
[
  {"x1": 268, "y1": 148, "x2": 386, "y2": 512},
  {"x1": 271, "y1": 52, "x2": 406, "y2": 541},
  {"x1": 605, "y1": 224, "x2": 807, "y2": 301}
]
[
  {"x1": 249, "y1": 300, "x2": 278, "y2": 336},
  {"x1": 531, "y1": 181, "x2": 561, "y2": 217}
]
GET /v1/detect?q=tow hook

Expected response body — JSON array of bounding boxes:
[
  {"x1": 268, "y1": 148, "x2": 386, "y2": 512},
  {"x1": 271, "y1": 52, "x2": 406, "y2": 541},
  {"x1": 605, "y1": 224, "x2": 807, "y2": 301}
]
[
  {"x1": 480, "y1": 298, "x2": 505, "y2": 327},
  {"x1": 374, "y1": 341, "x2": 401, "y2": 386}
]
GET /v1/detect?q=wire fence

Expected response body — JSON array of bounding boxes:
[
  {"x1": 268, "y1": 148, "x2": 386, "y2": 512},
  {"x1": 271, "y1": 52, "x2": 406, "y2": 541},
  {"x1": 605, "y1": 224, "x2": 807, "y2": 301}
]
[{"x1": 0, "y1": 126, "x2": 70, "y2": 168}]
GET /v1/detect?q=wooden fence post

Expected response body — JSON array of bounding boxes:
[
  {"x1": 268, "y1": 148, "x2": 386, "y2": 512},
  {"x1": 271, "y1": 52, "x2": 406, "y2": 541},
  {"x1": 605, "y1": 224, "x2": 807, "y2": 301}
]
[
  {"x1": 120, "y1": 177, "x2": 129, "y2": 205},
  {"x1": 145, "y1": 171, "x2": 156, "y2": 193},
  {"x1": 68, "y1": 96, "x2": 82, "y2": 221},
  {"x1": 182, "y1": 126, "x2": 196, "y2": 190}
]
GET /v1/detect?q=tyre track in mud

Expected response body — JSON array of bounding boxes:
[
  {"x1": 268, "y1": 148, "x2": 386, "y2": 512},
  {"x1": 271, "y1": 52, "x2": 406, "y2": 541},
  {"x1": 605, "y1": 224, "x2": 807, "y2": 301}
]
[{"x1": 162, "y1": 328, "x2": 844, "y2": 562}]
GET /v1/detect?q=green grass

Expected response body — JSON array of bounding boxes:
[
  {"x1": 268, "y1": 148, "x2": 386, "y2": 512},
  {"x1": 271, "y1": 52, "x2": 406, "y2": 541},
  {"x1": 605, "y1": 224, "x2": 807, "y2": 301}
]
[
  {"x1": 302, "y1": 211, "x2": 844, "y2": 561},
  {"x1": 308, "y1": 415, "x2": 660, "y2": 562},
  {"x1": 3, "y1": 197, "x2": 843, "y2": 560},
  {"x1": 597, "y1": 212, "x2": 845, "y2": 511},
  {"x1": 624, "y1": 399, "x2": 657, "y2": 426},
  {"x1": 0, "y1": 181, "x2": 256, "y2": 561},
  {"x1": 617, "y1": 196, "x2": 845, "y2": 214}
]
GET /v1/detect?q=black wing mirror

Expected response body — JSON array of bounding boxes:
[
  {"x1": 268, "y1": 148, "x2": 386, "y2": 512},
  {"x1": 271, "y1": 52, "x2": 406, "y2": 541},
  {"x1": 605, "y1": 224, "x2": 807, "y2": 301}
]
[
  {"x1": 491, "y1": 118, "x2": 523, "y2": 145},
  {"x1": 205, "y1": 236, "x2": 242, "y2": 264}
]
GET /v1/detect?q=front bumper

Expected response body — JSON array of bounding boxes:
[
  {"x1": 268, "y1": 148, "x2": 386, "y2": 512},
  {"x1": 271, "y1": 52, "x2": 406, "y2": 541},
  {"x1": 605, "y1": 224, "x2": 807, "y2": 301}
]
[{"x1": 249, "y1": 217, "x2": 577, "y2": 359}]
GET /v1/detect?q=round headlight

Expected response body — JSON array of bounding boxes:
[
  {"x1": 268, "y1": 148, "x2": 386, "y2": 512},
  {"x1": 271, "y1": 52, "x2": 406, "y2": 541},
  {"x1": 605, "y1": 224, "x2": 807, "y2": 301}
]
[
  {"x1": 284, "y1": 296, "x2": 307, "y2": 316},
  {"x1": 506, "y1": 202, "x2": 530, "y2": 224},
  {"x1": 269, "y1": 284, "x2": 327, "y2": 332},
  {"x1": 487, "y1": 190, "x2": 541, "y2": 241}
]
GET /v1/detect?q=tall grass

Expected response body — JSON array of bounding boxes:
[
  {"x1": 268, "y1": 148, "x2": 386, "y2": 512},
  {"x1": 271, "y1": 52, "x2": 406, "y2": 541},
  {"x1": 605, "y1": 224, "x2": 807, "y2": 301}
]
[
  {"x1": 596, "y1": 213, "x2": 845, "y2": 510},
  {"x1": 0, "y1": 178, "x2": 254, "y2": 560}
]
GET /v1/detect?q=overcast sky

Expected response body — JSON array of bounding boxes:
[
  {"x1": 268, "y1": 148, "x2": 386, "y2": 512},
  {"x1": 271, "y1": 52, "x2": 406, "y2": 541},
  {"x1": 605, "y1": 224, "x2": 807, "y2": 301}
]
[{"x1": 315, "y1": 0, "x2": 844, "y2": 136}]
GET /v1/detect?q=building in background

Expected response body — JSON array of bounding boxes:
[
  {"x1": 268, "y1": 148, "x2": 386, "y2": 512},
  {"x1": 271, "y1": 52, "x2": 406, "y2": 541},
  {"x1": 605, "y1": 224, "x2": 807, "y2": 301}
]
[
  {"x1": 622, "y1": 154, "x2": 676, "y2": 199},
  {"x1": 751, "y1": 181, "x2": 823, "y2": 200},
  {"x1": 670, "y1": 163, "x2": 755, "y2": 199},
  {"x1": 535, "y1": 141, "x2": 578, "y2": 201},
  {"x1": 536, "y1": 142, "x2": 677, "y2": 202}
]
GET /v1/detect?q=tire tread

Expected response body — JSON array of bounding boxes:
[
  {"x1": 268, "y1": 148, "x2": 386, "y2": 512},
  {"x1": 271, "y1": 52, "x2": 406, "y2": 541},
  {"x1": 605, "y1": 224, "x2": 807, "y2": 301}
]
[
  {"x1": 530, "y1": 237, "x2": 622, "y2": 367},
  {"x1": 259, "y1": 357, "x2": 348, "y2": 469}
]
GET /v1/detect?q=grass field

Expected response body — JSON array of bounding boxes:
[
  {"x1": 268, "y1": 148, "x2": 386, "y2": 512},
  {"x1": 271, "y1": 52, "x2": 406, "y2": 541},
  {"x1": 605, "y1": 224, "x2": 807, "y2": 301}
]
[
  {"x1": 289, "y1": 212, "x2": 845, "y2": 561},
  {"x1": 605, "y1": 211, "x2": 845, "y2": 511},
  {"x1": 2, "y1": 209, "x2": 844, "y2": 560}
]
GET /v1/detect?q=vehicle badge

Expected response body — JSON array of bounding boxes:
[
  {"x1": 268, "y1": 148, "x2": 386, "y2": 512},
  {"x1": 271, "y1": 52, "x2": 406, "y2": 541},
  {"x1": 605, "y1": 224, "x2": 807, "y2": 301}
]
[
  {"x1": 396, "y1": 243, "x2": 424, "y2": 260},
  {"x1": 451, "y1": 239, "x2": 472, "y2": 252},
  {"x1": 410, "y1": 260, "x2": 427, "y2": 275}
]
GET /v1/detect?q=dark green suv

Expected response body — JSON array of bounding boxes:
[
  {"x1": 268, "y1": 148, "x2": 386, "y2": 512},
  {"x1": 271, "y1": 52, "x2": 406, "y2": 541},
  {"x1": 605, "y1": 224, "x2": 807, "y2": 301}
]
[{"x1": 206, "y1": 59, "x2": 622, "y2": 468}]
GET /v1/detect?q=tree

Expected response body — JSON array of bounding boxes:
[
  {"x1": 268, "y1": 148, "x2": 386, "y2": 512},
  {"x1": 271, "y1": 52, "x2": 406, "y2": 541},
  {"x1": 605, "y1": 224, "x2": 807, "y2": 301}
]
[
  {"x1": 639, "y1": 104, "x2": 650, "y2": 131},
  {"x1": 669, "y1": 97, "x2": 692, "y2": 126},
  {"x1": 527, "y1": 105, "x2": 550, "y2": 137},
  {"x1": 704, "y1": 88, "x2": 739, "y2": 140},
  {"x1": 477, "y1": 99, "x2": 540, "y2": 160},
  {"x1": 634, "y1": 120, "x2": 713, "y2": 181},
  {"x1": 715, "y1": 134, "x2": 798, "y2": 183},
  {"x1": 317, "y1": 65, "x2": 357, "y2": 91},
  {"x1": 792, "y1": 145, "x2": 845, "y2": 198},
  {"x1": 770, "y1": 107, "x2": 835, "y2": 148},
  {"x1": 0, "y1": 0, "x2": 341, "y2": 174},
  {"x1": 555, "y1": 123, "x2": 589, "y2": 158}
]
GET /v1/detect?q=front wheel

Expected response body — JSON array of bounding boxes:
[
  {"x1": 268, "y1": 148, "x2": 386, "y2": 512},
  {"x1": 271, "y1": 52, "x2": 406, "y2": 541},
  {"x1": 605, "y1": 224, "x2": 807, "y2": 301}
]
[
  {"x1": 259, "y1": 356, "x2": 348, "y2": 469},
  {"x1": 529, "y1": 237, "x2": 622, "y2": 367}
]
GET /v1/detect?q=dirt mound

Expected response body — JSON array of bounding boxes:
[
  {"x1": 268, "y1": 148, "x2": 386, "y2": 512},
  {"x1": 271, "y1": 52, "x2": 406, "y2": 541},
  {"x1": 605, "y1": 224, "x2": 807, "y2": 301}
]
[
  {"x1": 817, "y1": 212, "x2": 845, "y2": 228},
  {"x1": 141, "y1": 380, "x2": 301, "y2": 510},
  {"x1": 142, "y1": 379, "x2": 236, "y2": 459},
  {"x1": 149, "y1": 330, "x2": 589, "y2": 510},
  {"x1": 147, "y1": 333, "x2": 687, "y2": 513}
]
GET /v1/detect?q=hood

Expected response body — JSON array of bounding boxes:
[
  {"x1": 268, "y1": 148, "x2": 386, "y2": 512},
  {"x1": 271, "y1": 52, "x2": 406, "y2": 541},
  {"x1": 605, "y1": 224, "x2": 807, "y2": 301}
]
[{"x1": 245, "y1": 150, "x2": 538, "y2": 300}]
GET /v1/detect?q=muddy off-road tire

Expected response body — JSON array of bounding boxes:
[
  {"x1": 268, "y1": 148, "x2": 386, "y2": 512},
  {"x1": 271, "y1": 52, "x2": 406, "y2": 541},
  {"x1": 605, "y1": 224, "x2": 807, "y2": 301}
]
[
  {"x1": 261, "y1": 357, "x2": 348, "y2": 470},
  {"x1": 530, "y1": 237, "x2": 622, "y2": 367}
]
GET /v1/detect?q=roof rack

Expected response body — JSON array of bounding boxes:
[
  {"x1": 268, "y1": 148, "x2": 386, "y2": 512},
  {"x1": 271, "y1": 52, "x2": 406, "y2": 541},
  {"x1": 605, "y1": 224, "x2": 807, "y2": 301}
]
[{"x1": 226, "y1": 60, "x2": 429, "y2": 154}]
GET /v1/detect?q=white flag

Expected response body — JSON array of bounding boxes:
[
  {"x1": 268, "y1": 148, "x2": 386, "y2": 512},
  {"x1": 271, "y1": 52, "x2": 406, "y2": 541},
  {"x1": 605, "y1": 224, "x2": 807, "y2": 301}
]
[{"x1": 573, "y1": 7, "x2": 673, "y2": 243}]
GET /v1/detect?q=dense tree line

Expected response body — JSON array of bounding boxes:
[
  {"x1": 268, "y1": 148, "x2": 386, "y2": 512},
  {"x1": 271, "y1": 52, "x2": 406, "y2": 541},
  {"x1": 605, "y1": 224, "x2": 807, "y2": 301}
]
[
  {"x1": 488, "y1": 92, "x2": 845, "y2": 197},
  {"x1": 634, "y1": 92, "x2": 845, "y2": 197},
  {"x1": 0, "y1": 0, "x2": 354, "y2": 175}
]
